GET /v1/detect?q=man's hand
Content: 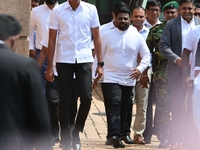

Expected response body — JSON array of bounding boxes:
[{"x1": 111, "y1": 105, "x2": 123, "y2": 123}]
[
  {"x1": 45, "y1": 68, "x2": 54, "y2": 82},
  {"x1": 140, "y1": 75, "x2": 150, "y2": 89},
  {"x1": 29, "y1": 50, "x2": 36, "y2": 59},
  {"x1": 176, "y1": 58, "x2": 182, "y2": 67},
  {"x1": 130, "y1": 68, "x2": 141, "y2": 80},
  {"x1": 93, "y1": 66, "x2": 103, "y2": 89}
]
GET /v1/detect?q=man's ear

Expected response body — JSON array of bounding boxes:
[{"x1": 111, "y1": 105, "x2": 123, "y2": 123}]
[{"x1": 112, "y1": 12, "x2": 116, "y2": 21}]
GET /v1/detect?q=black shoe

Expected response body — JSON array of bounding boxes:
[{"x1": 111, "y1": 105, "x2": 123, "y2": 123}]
[
  {"x1": 52, "y1": 136, "x2": 60, "y2": 146},
  {"x1": 105, "y1": 138, "x2": 112, "y2": 145},
  {"x1": 121, "y1": 135, "x2": 134, "y2": 144},
  {"x1": 144, "y1": 136, "x2": 151, "y2": 144},
  {"x1": 110, "y1": 136, "x2": 125, "y2": 148},
  {"x1": 72, "y1": 135, "x2": 81, "y2": 150}
]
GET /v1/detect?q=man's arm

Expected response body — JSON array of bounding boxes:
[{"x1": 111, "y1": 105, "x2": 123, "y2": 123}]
[
  {"x1": 92, "y1": 27, "x2": 103, "y2": 88},
  {"x1": 37, "y1": 46, "x2": 48, "y2": 67},
  {"x1": 29, "y1": 10, "x2": 37, "y2": 58},
  {"x1": 46, "y1": 29, "x2": 57, "y2": 82},
  {"x1": 159, "y1": 21, "x2": 180, "y2": 65},
  {"x1": 182, "y1": 48, "x2": 192, "y2": 88}
]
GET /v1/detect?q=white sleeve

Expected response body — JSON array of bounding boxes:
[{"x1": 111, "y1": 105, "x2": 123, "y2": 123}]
[
  {"x1": 183, "y1": 27, "x2": 195, "y2": 51},
  {"x1": 137, "y1": 34, "x2": 151, "y2": 73},
  {"x1": 49, "y1": 8, "x2": 59, "y2": 30}
]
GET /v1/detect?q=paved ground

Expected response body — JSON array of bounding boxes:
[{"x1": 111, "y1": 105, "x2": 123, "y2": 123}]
[{"x1": 53, "y1": 84, "x2": 163, "y2": 150}]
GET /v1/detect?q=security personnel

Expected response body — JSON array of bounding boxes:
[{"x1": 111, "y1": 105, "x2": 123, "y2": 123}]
[{"x1": 146, "y1": 1, "x2": 178, "y2": 148}]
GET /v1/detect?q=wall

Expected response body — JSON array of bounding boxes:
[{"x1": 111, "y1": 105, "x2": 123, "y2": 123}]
[{"x1": 0, "y1": 1, "x2": 30, "y2": 56}]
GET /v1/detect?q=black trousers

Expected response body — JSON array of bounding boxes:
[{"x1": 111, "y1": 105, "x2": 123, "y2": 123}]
[
  {"x1": 101, "y1": 83, "x2": 133, "y2": 137},
  {"x1": 45, "y1": 76, "x2": 78, "y2": 138},
  {"x1": 56, "y1": 63, "x2": 92, "y2": 144}
]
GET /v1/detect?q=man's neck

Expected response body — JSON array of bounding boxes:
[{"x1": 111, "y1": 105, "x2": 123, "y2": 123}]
[
  {"x1": 146, "y1": 18, "x2": 158, "y2": 26},
  {"x1": 46, "y1": 2, "x2": 57, "y2": 10},
  {"x1": 69, "y1": 0, "x2": 80, "y2": 10},
  {"x1": 134, "y1": 25, "x2": 143, "y2": 32}
]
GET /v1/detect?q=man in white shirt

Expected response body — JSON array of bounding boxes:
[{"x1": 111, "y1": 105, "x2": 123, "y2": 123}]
[
  {"x1": 46, "y1": 1, "x2": 103, "y2": 150},
  {"x1": 29, "y1": 0, "x2": 58, "y2": 90},
  {"x1": 101, "y1": 6, "x2": 150, "y2": 149},
  {"x1": 131, "y1": 6, "x2": 150, "y2": 145},
  {"x1": 159, "y1": 0, "x2": 200, "y2": 149},
  {"x1": 144, "y1": 0, "x2": 162, "y2": 29}
]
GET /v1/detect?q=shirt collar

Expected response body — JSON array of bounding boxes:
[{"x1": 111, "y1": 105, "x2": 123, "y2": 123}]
[
  {"x1": 144, "y1": 19, "x2": 162, "y2": 28},
  {"x1": 140, "y1": 25, "x2": 149, "y2": 33},
  {"x1": 65, "y1": 1, "x2": 82, "y2": 10},
  {"x1": 44, "y1": 2, "x2": 59, "y2": 10},
  {"x1": 181, "y1": 16, "x2": 195, "y2": 24},
  {"x1": 109, "y1": 21, "x2": 116, "y2": 29}
]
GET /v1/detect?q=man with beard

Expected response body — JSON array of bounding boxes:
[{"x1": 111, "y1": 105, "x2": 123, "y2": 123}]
[
  {"x1": 101, "y1": 6, "x2": 150, "y2": 148},
  {"x1": 29, "y1": 0, "x2": 58, "y2": 91},
  {"x1": 46, "y1": 0, "x2": 103, "y2": 150}
]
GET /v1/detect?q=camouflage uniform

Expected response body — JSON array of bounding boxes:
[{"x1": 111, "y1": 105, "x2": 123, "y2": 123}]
[{"x1": 146, "y1": 21, "x2": 171, "y2": 129}]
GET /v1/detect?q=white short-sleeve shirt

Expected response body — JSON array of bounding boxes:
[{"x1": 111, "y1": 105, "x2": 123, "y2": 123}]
[
  {"x1": 183, "y1": 25, "x2": 200, "y2": 79},
  {"x1": 49, "y1": 1, "x2": 100, "y2": 64}
]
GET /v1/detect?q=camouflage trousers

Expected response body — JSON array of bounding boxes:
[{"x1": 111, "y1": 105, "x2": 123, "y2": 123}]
[{"x1": 153, "y1": 67, "x2": 171, "y2": 125}]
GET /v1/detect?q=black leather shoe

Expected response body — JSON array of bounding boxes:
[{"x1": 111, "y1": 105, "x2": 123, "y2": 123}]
[
  {"x1": 105, "y1": 138, "x2": 112, "y2": 145},
  {"x1": 72, "y1": 136, "x2": 81, "y2": 150},
  {"x1": 110, "y1": 136, "x2": 125, "y2": 148},
  {"x1": 121, "y1": 135, "x2": 134, "y2": 144}
]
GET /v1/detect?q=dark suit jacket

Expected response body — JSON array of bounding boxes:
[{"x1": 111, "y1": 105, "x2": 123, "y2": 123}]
[
  {"x1": 0, "y1": 44, "x2": 52, "y2": 150},
  {"x1": 159, "y1": 16, "x2": 200, "y2": 80}
]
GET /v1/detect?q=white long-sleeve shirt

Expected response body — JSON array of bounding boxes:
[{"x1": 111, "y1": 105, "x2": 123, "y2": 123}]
[{"x1": 102, "y1": 26, "x2": 150, "y2": 86}]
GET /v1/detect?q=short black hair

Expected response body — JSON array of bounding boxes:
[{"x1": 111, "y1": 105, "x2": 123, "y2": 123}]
[
  {"x1": 179, "y1": 0, "x2": 194, "y2": 5},
  {"x1": 114, "y1": 6, "x2": 131, "y2": 17},
  {"x1": 146, "y1": 0, "x2": 161, "y2": 9},
  {"x1": 0, "y1": 14, "x2": 22, "y2": 41},
  {"x1": 195, "y1": 2, "x2": 200, "y2": 8},
  {"x1": 113, "y1": 2, "x2": 128, "y2": 13}
]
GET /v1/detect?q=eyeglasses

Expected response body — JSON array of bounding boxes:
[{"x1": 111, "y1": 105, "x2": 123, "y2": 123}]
[{"x1": 148, "y1": 9, "x2": 160, "y2": 13}]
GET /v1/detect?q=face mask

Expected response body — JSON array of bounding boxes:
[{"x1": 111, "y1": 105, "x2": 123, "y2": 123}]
[{"x1": 45, "y1": 0, "x2": 57, "y2": 5}]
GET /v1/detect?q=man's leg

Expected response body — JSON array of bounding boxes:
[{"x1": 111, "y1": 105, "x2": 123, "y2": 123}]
[
  {"x1": 56, "y1": 63, "x2": 74, "y2": 149},
  {"x1": 45, "y1": 76, "x2": 60, "y2": 145}
]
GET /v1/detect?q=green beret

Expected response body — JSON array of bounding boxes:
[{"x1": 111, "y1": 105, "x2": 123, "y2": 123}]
[{"x1": 162, "y1": 1, "x2": 179, "y2": 12}]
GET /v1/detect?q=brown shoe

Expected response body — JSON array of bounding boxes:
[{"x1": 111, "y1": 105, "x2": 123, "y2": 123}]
[{"x1": 134, "y1": 134, "x2": 146, "y2": 145}]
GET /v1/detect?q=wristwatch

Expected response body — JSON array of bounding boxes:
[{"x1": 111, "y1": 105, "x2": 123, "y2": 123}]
[{"x1": 97, "y1": 62, "x2": 104, "y2": 67}]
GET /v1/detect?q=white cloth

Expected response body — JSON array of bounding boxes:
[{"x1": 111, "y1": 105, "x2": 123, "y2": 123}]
[
  {"x1": 183, "y1": 25, "x2": 200, "y2": 79},
  {"x1": 192, "y1": 73, "x2": 200, "y2": 137},
  {"x1": 143, "y1": 19, "x2": 161, "y2": 29},
  {"x1": 102, "y1": 26, "x2": 150, "y2": 86},
  {"x1": 49, "y1": 1, "x2": 100, "y2": 63},
  {"x1": 181, "y1": 16, "x2": 195, "y2": 53},
  {"x1": 0, "y1": 40, "x2": 5, "y2": 44},
  {"x1": 29, "y1": 3, "x2": 59, "y2": 50}
]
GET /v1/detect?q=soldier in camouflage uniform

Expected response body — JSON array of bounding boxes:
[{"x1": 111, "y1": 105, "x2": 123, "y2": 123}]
[{"x1": 146, "y1": 1, "x2": 178, "y2": 148}]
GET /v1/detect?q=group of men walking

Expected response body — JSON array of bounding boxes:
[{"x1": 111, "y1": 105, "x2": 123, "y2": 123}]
[{"x1": 1, "y1": 0, "x2": 200, "y2": 150}]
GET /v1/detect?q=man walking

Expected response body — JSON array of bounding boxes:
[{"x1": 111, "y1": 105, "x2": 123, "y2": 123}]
[{"x1": 46, "y1": 0, "x2": 103, "y2": 150}]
